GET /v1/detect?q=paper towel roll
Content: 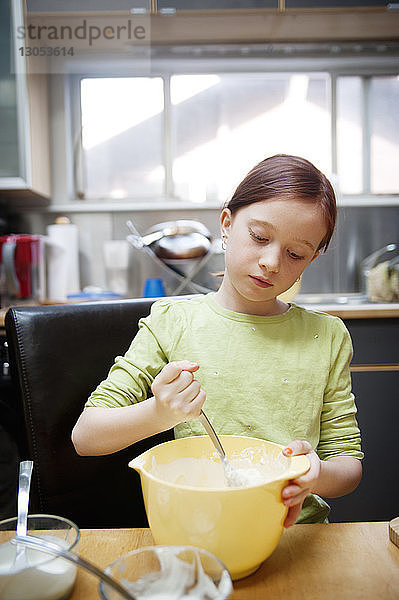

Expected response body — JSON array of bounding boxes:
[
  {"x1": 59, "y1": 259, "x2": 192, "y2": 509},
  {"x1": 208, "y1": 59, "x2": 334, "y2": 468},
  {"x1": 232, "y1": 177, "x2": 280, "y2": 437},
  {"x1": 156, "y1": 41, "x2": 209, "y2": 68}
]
[{"x1": 46, "y1": 222, "x2": 80, "y2": 302}]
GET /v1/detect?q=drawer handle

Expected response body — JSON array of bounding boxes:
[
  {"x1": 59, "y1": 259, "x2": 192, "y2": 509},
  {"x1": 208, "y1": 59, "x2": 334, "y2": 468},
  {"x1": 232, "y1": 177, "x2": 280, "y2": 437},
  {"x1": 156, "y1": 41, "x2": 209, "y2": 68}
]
[{"x1": 350, "y1": 364, "x2": 399, "y2": 372}]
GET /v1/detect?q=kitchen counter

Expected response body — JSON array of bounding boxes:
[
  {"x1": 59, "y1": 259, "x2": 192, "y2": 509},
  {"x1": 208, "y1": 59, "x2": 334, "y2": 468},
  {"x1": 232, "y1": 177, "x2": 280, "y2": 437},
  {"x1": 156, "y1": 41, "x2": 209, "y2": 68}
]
[
  {"x1": 296, "y1": 301, "x2": 399, "y2": 319},
  {"x1": 294, "y1": 292, "x2": 399, "y2": 318}
]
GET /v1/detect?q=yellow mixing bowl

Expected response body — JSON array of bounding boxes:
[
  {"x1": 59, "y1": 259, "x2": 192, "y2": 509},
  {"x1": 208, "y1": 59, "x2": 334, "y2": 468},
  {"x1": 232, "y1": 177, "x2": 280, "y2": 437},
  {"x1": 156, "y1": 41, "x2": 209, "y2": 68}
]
[{"x1": 129, "y1": 435, "x2": 309, "y2": 580}]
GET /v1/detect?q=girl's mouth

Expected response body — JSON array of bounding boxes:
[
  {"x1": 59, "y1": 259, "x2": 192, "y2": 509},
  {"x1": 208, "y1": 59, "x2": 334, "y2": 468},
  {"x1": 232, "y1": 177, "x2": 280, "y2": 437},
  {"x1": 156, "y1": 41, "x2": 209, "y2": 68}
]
[{"x1": 249, "y1": 275, "x2": 273, "y2": 288}]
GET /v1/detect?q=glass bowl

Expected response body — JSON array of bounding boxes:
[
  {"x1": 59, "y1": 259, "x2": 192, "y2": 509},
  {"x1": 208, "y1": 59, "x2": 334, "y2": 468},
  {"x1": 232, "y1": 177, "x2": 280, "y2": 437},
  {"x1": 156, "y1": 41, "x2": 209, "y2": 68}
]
[
  {"x1": 99, "y1": 545, "x2": 233, "y2": 600},
  {"x1": 0, "y1": 513, "x2": 80, "y2": 600}
]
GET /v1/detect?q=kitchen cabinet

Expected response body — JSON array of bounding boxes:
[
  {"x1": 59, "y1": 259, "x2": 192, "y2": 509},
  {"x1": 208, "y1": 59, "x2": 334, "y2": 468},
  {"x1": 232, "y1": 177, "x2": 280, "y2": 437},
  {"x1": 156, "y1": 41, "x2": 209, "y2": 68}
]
[
  {"x1": 0, "y1": 0, "x2": 50, "y2": 204},
  {"x1": 285, "y1": 0, "x2": 389, "y2": 7},
  {"x1": 328, "y1": 318, "x2": 399, "y2": 523},
  {"x1": 157, "y1": 0, "x2": 277, "y2": 8},
  {"x1": 157, "y1": 0, "x2": 388, "y2": 10}
]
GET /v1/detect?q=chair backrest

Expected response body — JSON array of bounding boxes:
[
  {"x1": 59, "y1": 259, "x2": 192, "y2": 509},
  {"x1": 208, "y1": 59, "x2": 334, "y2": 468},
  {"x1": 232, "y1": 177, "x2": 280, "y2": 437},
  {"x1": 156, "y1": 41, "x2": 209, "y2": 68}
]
[{"x1": 5, "y1": 298, "x2": 174, "y2": 528}]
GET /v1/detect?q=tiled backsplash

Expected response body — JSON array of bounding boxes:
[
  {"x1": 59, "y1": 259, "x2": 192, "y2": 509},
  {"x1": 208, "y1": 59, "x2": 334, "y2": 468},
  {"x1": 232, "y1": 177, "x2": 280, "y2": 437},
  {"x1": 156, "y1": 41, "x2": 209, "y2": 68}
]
[{"x1": 19, "y1": 204, "x2": 399, "y2": 299}]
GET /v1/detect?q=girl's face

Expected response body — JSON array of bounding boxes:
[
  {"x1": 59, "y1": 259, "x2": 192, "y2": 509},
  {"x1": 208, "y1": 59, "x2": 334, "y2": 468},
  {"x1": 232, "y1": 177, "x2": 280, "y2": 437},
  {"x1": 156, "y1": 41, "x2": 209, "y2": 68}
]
[{"x1": 218, "y1": 197, "x2": 328, "y2": 315}]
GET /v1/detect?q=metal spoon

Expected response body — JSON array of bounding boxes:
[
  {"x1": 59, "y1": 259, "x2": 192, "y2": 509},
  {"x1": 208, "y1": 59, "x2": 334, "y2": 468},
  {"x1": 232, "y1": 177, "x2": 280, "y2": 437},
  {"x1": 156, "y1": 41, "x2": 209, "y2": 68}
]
[
  {"x1": 13, "y1": 460, "x2": 33, "y2": 569},
  {"x1": 198, "y1": 411, "x2": 226, "y2": 460},
  {"x1": 198, "y1": 411, "x2": 249, "y2": 487},
  {"x1": 12, "y1": 534, "x2": 136, "y2": 600}
]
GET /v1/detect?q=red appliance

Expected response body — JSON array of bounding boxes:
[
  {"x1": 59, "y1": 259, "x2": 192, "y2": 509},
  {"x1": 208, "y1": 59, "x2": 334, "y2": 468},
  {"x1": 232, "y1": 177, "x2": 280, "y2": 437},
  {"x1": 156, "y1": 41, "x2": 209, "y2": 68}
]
[{"x1": 0, "y1": 234, "x2": 44, "y2": 303}]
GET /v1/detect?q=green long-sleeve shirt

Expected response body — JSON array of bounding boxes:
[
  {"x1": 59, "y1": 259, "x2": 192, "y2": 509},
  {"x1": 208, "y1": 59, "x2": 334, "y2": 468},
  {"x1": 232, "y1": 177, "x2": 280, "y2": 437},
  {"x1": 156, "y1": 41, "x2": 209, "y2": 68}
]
[{"x1": 87, "y1": 293, "x2": 363, "y2": 522}]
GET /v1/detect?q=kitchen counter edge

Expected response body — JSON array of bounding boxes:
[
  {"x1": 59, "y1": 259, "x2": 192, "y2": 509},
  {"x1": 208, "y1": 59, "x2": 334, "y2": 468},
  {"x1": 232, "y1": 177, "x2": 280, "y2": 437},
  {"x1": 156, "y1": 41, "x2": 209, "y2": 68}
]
[
  {"x1": 1, "y1": 300, "x2": 399, "y2": 329},
  {"x1": 297, "y1": 302, "x2": 399, "y2": 319}
]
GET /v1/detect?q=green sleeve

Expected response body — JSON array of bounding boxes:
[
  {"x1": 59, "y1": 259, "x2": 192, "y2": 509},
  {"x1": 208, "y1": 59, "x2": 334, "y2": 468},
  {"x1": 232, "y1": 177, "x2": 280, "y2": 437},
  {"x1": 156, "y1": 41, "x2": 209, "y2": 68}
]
[
  {"x1": 85, "y1": 300, "x2": 174, "y2": 408},
  {"x1": 317, "y1": 319, "x2": 364, "y2": 462}
]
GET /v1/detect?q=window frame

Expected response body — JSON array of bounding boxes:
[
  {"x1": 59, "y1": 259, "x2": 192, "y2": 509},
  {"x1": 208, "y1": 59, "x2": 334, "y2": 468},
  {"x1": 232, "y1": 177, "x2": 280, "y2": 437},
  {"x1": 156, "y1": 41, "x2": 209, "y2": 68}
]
[{"x1": 63, "y1": 53, "x2": 399, "y2": 210}]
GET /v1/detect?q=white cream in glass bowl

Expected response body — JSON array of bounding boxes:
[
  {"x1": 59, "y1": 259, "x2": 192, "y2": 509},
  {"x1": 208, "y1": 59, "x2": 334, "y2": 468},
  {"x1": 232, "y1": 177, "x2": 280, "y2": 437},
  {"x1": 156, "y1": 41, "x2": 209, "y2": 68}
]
[{"x1": 0, "y1": 514, "x2": 79, "y2": 600}]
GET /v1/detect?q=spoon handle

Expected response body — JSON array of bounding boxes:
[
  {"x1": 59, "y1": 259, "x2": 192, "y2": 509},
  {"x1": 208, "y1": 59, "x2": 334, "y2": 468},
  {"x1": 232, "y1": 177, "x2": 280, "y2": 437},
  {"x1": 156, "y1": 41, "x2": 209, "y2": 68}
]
[
  {"x1": 13, "y1": 535, "x2": 136, "y2": 600},
  {"x1": 198, "y1": 411, "x2": 226, "y2": 460},
  {"x1": 16, "y1": 461, "x2": 33, "y2": 537}
]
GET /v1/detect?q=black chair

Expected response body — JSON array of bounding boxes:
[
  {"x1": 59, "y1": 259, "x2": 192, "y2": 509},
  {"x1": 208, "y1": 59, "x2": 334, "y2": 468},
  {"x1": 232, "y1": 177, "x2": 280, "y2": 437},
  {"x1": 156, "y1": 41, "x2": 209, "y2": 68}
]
[{"x1": 5, "y1": 298, "x2": 174, "y2": 529}]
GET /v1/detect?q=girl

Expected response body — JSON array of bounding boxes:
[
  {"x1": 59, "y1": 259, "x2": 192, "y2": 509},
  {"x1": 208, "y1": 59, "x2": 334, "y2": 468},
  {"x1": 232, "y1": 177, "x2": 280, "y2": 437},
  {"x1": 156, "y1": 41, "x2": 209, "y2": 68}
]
[{"x1": 72, "y1": 154, "x2": 363, "y2": 528}]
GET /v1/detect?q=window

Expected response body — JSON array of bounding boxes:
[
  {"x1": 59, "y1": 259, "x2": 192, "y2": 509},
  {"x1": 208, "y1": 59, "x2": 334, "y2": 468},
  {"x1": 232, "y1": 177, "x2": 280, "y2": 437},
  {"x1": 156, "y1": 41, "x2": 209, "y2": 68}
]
[
  {"x1": 171, "y1": 73, "x2": 330, "y2": 203},
  {"x1": 336, "y1": 74, "x2": 399, "y2": 195},
  {"x1": 370, "y1": 76, "x2": 399, "y2": 194},
  {"x1": 80, "y1": 77, "x2": 164, "y2": 199},
  {"x1": 336, "y1": 77, "x2": 363, "y2": 194},
  {"x1": 75, "y1": 70, "x2": 399, "y2": 203}
]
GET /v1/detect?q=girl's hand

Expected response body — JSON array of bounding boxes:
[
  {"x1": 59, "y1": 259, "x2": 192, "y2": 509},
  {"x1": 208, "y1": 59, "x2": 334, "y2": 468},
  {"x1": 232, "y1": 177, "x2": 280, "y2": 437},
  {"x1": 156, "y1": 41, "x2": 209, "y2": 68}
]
[
  {"x1": 281, "y1": 440, "x2": 321, "y2": 528},
  {"x1": 151, "y1": 360, "x2": 206, "y2": 426}
]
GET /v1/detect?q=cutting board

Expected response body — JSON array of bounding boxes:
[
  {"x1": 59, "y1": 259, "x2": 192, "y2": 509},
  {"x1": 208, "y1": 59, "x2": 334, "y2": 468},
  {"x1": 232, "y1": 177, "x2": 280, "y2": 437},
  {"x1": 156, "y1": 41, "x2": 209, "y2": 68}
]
[{"x1": 389, "y1": 517, "x2": 399, "y2": 547}]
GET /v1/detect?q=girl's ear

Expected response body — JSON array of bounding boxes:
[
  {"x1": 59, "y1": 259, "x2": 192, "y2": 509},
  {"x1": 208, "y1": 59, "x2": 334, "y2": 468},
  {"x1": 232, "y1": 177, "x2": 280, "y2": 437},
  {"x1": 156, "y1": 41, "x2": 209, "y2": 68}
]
[{"x1": 220, "y1": 208, "x2": 232, "y2": 238}]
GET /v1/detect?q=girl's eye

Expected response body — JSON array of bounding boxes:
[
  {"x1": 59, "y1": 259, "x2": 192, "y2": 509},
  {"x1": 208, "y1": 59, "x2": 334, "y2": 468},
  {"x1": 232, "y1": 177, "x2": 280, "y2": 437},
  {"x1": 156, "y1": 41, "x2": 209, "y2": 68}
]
[
  {"x1": 249, "y1": 229, "x2": 268, "y2": 242},
  {"x1": 288, "y1": 250, "x2": 304, "y2": 260}
]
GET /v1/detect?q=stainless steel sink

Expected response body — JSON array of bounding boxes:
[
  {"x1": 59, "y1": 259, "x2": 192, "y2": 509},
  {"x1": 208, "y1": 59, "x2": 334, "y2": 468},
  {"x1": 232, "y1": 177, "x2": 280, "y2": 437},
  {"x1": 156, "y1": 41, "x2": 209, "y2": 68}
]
[{"x1": 295, "y1": 292, "x2": 369, "y2": 305}]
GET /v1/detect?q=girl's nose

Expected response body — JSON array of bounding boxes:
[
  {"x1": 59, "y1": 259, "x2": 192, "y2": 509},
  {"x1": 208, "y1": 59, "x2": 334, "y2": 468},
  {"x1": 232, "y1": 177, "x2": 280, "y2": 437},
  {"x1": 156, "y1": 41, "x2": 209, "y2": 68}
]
[{"x1": 259, "y1": 246, "x2": 281, "y2": 273}]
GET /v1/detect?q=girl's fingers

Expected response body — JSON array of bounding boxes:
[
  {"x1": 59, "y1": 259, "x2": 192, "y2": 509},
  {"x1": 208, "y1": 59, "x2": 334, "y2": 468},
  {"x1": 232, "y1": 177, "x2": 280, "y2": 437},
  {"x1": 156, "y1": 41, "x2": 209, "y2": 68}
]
[
  {"x1": 152, "y1": 361, "x2": 199, "y2": 395},
  {"x1": 180, "y1": 389, "x2": 206, "y2": 418},
  {"x1": 152, "y1": 361, "x2": 206, "y2": 421},
  {"x1": 293, "y1": 453, "x2": 320, "y2": 485},
  {"x1": 282, "y1": 483, "x2": 302, "y2": 499},
  {"x1": 175, "y1": 379, "x2": 202, "y2": 404},
  {"x1": 170, "y1": 386, "x2": 206, "y2": 419},
  {"x1": 283, "y1": 487, "x2": 309, "y2": 507},
  {"x1": 284, "y1": 503, "x2": 303, "y2": 528},
  {"x1": 154, "y1": 361, "x2": 199, "y2": 385},
  {"x1": 281, "y1": 440, "x2": 322, "y2": 526},
  {"x1": 282, "y1": 481, "x2": 309, "y2": 503},
  {"x1": 173, "y1": 369, "x2": 195, "y2": 392},
  {"x1": 282, "y1": 439, "x2": 313, "y2": 457}
]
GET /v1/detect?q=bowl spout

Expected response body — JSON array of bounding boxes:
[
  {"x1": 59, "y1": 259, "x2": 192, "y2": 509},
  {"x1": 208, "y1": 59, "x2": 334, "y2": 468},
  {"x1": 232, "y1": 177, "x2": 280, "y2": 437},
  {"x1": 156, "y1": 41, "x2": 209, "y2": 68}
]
[{"x1": 128, "y1": 454, "x2": 145, "y2": 473}]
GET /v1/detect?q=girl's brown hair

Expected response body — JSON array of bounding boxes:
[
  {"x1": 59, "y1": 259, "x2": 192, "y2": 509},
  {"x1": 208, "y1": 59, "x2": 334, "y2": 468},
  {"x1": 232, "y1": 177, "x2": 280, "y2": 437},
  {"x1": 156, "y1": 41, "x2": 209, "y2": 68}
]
[{"x1": 226, "y1": 154, "x2": 337, "y2": 252}]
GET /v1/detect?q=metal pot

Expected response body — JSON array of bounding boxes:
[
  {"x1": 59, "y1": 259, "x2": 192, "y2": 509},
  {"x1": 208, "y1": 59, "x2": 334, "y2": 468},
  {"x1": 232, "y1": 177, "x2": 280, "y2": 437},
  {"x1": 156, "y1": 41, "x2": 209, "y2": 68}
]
[
  {"x1": 361, "y1": 243, "x2": 399, "y2": 302},
  {"x1": 143, "y1": 220, "x2": 212, "y2": 260}
]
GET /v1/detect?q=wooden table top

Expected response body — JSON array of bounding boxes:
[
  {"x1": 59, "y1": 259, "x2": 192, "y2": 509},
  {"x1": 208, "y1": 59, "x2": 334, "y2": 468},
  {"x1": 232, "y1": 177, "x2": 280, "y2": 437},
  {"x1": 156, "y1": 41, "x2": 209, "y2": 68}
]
[{"x1": 70, "y1": 522, "x2": 399, "y2": 600}]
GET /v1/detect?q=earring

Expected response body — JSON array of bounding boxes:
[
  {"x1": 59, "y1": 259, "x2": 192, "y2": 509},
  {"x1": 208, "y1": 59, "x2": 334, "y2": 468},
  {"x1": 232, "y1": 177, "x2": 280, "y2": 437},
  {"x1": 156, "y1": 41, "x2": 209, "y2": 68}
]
[{"x1": 221, "y1": 235, "x2": 227, "y2": 251}]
